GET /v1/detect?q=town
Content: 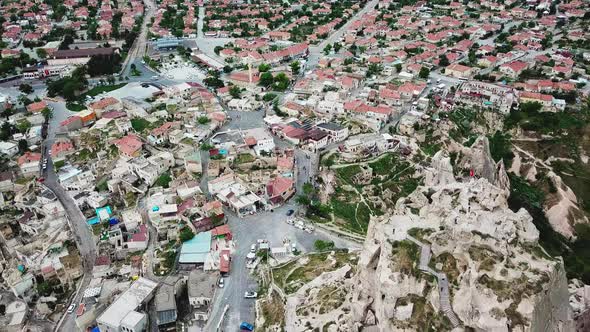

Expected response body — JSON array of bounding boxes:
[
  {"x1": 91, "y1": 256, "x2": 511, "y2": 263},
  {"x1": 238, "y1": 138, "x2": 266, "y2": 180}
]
[{"x1": 0, "y1": 0, "x2": 590, "y2": 331}]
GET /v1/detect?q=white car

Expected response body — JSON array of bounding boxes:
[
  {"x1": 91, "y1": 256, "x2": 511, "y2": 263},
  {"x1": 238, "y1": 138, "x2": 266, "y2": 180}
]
[
  {"x1": 67, "y1": 304, "x2": 75, "y2": 313},
  {"x1": 244, "y1": 291, "x2": 257, "y2": 299},
  {"x1": 250, "y1": 244, "x2": 257, "y2": 253},
  {"x1": 218, "y1": 277, "x2": 224, "y2": 288}
]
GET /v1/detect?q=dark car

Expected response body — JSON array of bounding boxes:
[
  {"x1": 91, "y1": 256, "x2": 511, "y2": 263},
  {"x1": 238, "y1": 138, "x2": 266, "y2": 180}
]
[{"x1": 286, "y1": 209, "x2": 294, "y2": 216}]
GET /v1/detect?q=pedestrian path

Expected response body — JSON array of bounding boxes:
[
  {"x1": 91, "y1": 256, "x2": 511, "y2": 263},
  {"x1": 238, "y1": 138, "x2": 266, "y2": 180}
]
[{"x1": 406, "y1": 235, "x2": 460, "y2": 327}]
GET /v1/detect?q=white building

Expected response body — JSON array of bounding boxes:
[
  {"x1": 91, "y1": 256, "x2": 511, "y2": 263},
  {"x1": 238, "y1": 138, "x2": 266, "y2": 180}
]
[
  {"x1": 131, "y1": 151, "x2": 174, "y2": 186},
  {"x1": 96, "y1": 277, "x2": 157, "y2": 332},
  {"x1": 316, "y1": 122, "x2": 349, "y2": 143},
  {"x1": 0, "y1": 141, "x2": 18, "y2": 157},
  {"x1": 242, "y1": 127, "x2": 275, "y2": 156},
  {"x1": 227, "y1": 98, "x2": 254, "y2": 112},
  {"x1": 122, "y1": 209, "x2": 142, "y2": 231}
]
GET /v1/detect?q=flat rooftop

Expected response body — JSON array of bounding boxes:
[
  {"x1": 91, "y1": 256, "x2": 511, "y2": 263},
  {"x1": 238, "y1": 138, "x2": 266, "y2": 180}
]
[
  {"x1": 179, "y1": 231, "x2": 212, "y2": 264},
  {"x1": 96, "y1": 277, "x2": 157, "y2": 328}
]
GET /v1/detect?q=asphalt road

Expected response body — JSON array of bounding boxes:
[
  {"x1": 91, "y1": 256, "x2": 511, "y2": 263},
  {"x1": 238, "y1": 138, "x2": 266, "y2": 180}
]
[
  {"x1": 204, "y1": 201, "x2": 360, "y2": 332},
  {"x1": 306, "y1": 0, "x2": 379, "y2": 70},
  {"x1": 121, "y1": 0, "x2": 156, "y2": 77},
  {"x1": 41, "y1": 101, "x2": 97, "y2": 332}
]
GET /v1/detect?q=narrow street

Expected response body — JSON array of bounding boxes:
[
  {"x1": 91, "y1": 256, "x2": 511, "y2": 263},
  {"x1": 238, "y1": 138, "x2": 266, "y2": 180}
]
[{"x1": 41, "y1": 101, "x2": 97, "y2": 332}]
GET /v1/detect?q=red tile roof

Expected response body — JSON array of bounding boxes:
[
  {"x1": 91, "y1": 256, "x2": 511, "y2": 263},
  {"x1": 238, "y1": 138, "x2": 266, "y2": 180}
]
[
  {"x1": 17, "y1": 152, "x2": 41, "y2": 165},
  {"x1": 114, "y1": 134, "x2": 142, "y2": 156},
  {"x1": 266, "y1": 176, "x2": 294, "y2": 197},
  {"x1": 27, "y1": 101, "x2": 47, "y2": 113}
]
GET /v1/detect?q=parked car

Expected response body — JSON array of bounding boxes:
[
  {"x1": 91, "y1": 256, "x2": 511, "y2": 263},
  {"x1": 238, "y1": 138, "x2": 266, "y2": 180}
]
[
  {"x1": 244, "y1": 291, "x2": 257, "y2": 299},
  {"x1": 295, "y1": 220, "x2": 305, "y2": 230},
  {"x1": 240, "y1": 322, "x2": 254, "y2": 331},
  {"x1": 67, "y1": 304, "x2": 75, "y2": 313},
  {"x1": 285, "y1": 218, "x2": 294, "y2": 225},
  {"x1": 286, "y1": 209, "x2": 294, "y2": 216},
  {"x1": 218, "y1": 277, "x2": 224, "y2": 288},
  {"x1": 250, "y1": 244, "x2": 257, "y2": 253}
]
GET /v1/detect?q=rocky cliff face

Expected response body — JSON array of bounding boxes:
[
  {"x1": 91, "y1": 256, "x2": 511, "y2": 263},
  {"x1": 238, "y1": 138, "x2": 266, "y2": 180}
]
[{"x1": 285, "y1": 140, "x2": 574, "y2": 332}]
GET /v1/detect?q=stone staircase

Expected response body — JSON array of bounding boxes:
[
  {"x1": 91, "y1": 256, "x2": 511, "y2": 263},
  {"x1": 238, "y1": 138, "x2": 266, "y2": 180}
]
[{"x1": 406, "y1": 235, "x2": 461, "y2": 327}]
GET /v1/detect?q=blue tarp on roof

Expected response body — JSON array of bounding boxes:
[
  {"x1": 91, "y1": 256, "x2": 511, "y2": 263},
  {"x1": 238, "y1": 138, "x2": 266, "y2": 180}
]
[
  {"x1": 95, "y1": 206, "x2": 112, "y2": 221},
  {"x1": 87, "y1": 217, "x2": 100, "y2": 225},
  {"x1": 91, "y1": 327, "x2": 100, "y2": 332}
]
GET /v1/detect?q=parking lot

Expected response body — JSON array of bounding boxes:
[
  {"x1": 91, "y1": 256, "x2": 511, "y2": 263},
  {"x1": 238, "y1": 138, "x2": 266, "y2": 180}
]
[
  {"x1": 158, "y1": 56, "x2": 207, "y2": 81},
  {"x1": 204, "y1": 202, "x2": 361, "y2": 331}
]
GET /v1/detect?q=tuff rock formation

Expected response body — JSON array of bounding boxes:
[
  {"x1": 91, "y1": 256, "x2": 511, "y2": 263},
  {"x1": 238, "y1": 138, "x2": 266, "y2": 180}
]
[{"x1": 284, "y1": 141, "x2": 574, "y2": 332}]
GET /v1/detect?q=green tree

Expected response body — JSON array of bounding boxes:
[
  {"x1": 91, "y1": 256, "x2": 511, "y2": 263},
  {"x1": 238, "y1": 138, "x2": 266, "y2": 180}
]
[
  {"x1": 214, "y1": 46, "x2": 223, "y2": 55},
  {"x1": 418, "y1": 67, "x2": 430, "y2": 79},
  {"x1": 333, "y1": 42, "x2": 342, "y2": 53},
  {"x1": 156, "y1": 172, "x2": 172, "y2": 188},
  {"x1": 16, "y1": 119, "x2": 31, "y2": 133},
  {"x1": 258, "y1": 63, "x2": 271, "y2": 72},
  {"x1": 488, "y1": 131, "x2": 514, "y2": 165},
  {"x1": 19, "y1": 83, "x2": 33, "y2": 94},
  {"x1": 200, "y1": 143, "x2": 213, "y2": 151},
  {"x1": 0, "y1": 122, "x2": 13, "y2": 140},
  {"x1": 295, "y1": 195, "x2": 311, "y2": 206},
  {"x1": 203, "y1": 76, "x2": 224, "y2": 88},
  {"x1": 272, "y1": 72, "x2": 290, "y2": 91},
  {"x1": 468, "y1": 49, "x2": 476, "y2": 64},
  {"x1": 263, "y1": 93, "x2": 277, "y2": 102},
  {"x1": 366, "y1": 63, "x2": 383, "y2": 77},
  {"x1": 36, "y1": 48, "x2": 47, "y2": 59},
  {"x1": 229, "y1": 85, "x2": 241, "y2": 99},
  {"x1": 290, "y1": 61, "x2": 301, "y2": 75},
  {"x1": 323, "y1": 43, "x2": 332, "y2": 55},
  {"x1": 303, "y1": 182, "x2": 314, "y2": 196},
  {"x1": 439, "y1": 54, "x2": 449, "y2": 67},
  {"x1": 37, "y1": 281, "x2": 53, "y2": 296},
  {"x1": 18, "y1": 139, "x2": 28, "y2": 153},
  {"x1": 314, "y1": 240, "x2": 335, "y2": 251},
  {"x1": 197, "y1": 116, "x2": 211, "y2": 124},
  {"x1": 259, "y1": 72, "x2": 274, "y2": 87},
  {"x1": 179, "y1": 226, "x2": 195, "y2": 242},
  {"x1": 41, "y1": 107, "x2": 53, "y2": 121}
]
